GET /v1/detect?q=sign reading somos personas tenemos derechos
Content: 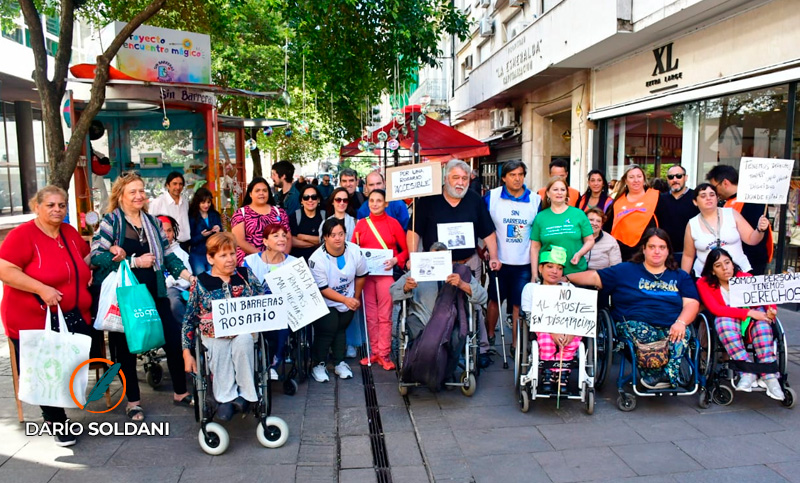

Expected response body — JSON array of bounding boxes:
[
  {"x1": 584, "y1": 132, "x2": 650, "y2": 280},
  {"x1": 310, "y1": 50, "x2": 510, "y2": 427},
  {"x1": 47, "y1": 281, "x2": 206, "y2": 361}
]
[
  {"x1": 212, "y1": 294, "x2": 287, "y2": 337},
  {"x1": 737, "y1": 157, "x2": 795, "y2": 204},
  {"x1": 528, "y1": 285, "x2": 597, "y2": 338},
  {"x1": 728, "y1": 272, "x2": 800, "y2": 307},
  {"x1": 385, "y1": 162, "x2": 442, "y2": 201}
]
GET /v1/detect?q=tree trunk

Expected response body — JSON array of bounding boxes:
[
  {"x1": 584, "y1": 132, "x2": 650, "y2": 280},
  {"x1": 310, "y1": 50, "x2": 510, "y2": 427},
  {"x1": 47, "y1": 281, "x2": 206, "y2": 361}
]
[
  {"x1": 19, "y1": 0, "x2": 167, "y2": 191},
  {"x1": 250, "y1": 127, "x2": 263, "y2": 178}
]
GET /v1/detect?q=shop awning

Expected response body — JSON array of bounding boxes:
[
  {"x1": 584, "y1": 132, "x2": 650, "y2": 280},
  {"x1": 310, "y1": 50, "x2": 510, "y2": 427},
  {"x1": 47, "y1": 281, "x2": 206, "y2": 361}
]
[{"x1": 340, "y1": 106, "x2": 489, "y2": 163}]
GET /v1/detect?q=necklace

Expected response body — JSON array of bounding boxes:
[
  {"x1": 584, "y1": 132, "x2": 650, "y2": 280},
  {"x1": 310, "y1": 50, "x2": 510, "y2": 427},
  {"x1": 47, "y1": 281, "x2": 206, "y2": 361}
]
[
  {"x1": 644, "y1": 263, "x2": 666, "y2": 280},
  {"x1": 125, "y1": 215, "x2": 146, "y2": 245},
  {"x1": 698, "y1": 208, "x2": 722, "y2": 248},
  {"x1": 35, "y1": 219, "x2": 63, "y2": 248}
]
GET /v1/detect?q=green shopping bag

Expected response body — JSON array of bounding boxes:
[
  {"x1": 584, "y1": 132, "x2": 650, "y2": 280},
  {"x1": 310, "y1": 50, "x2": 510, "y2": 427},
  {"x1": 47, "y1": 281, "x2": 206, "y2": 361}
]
[{"x1": 117, "y1": 260, "x2": 165, "y2": 354}]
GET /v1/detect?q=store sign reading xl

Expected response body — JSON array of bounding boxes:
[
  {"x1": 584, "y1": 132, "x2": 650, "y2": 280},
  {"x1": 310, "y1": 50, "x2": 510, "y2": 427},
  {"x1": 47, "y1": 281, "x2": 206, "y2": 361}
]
[{"x1": 645, "y1": 42, "x2": 683, "y2": 93}]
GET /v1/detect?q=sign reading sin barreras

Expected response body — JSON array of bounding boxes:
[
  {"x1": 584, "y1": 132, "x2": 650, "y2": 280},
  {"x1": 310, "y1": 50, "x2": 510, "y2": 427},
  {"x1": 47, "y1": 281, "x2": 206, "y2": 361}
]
[{"x1": 495, "y1": 36, "x2": 542, "y2": 87}]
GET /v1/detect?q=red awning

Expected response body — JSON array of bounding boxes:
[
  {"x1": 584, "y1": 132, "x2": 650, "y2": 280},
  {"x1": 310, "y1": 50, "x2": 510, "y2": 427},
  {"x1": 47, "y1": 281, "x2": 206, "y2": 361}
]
[{"x1": 340, "y1": 108, "x2": 489, "y2": 163}]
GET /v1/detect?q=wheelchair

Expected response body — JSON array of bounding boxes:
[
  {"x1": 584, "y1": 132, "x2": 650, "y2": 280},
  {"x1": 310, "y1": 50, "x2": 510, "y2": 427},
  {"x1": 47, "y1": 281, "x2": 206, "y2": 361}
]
[
  {"x1": 137, "y1": 348, "x2": 166, "y2": 388},
  {"x1": 192, "y1": 331, "x2": 289, "y2": 455},
  {"x1": 698, "y1": 312, "x2": 796, "y2": 409},
  {"x1": 515, "y1": 310, "x2": 607, "y2": 414},
  {"x1": 279, "y1": 325, "x2": 312, "y2": 395},
  {"x1": 395, "y1": 298, "x2": 480, "y2": 397},
  {"x1": 598, "y1": 308, "x2": 712, "y2": 411}
]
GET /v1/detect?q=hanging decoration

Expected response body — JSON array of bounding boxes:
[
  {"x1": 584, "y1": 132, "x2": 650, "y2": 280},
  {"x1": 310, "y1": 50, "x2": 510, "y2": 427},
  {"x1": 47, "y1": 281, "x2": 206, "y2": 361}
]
[
  {"x1": 262, "y1": 126, "x2": 273, "y2": 136},
  {"x1": 377, "y1": 131, "x2": 388, "y2": 143},
  {"x1": 284, "y1": 127, "x2": 293, "y2": 137},
  {"x1": 387, "y1": 139, "x2": 400, "y2": 151},
  {"x1": 417, "y1": 114, "x2": 427, "y2": 127},
  {"x1": 245, "y1": 138, "x2": 258, "y2": 150},
  {"x1": 389, "y1": 127, "x2": 399, "y2": 139},
  {"x1": 311, "y1": 130, "x2": 320, "y2": 140}
]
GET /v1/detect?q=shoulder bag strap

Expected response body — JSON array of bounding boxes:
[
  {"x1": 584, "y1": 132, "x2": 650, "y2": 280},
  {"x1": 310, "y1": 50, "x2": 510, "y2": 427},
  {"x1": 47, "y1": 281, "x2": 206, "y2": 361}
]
[
  {"x1": 365, "y1": 216, "x2": 389, "y2": 249},
  {"x1": 60, "y1": 230, "x2": 80, "y2": 309}
]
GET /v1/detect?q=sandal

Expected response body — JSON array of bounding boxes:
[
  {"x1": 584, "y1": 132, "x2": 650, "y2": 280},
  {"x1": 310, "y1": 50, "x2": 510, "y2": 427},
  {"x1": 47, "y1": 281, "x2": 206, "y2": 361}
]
[
  {"x1": 126, "y1": 405, "x2": 145, "y2": 421},
  {"x1": 173, "y1": 394, "x2": 194, "y2": 407}
]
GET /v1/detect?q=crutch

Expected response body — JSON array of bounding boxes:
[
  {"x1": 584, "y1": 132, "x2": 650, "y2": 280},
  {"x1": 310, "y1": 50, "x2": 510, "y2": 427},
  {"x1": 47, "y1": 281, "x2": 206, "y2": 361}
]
[
  {"x1": 492, "y1": 270, "x2": 509, "y2": 369},
  {"x1": 361, "y1": 293, "x2": 372, "y2": 367}
]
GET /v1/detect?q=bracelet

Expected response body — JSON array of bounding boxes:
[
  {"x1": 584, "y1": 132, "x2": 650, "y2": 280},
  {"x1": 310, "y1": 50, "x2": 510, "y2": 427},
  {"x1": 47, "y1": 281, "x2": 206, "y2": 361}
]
[
  {"x1": 131, "y1": 255, "x2": 137, "y2": 268},
  {"x1": 675, "y1": 319, "x2": 687, "y2": 326}
]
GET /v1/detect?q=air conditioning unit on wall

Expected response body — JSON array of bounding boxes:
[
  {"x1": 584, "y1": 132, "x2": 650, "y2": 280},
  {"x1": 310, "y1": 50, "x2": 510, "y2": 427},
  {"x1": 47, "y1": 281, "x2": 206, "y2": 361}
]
[
  {"x1": 508, "y1": 21, "x2": 530, "y2": 39},
  {"x1": 490, "y1": 107, "x2": 516, "y2": 132},
  {"x1": 509, "y1": 0, "x2": 525, "y2": 7},
  {"x1": 479, "y1": 17, "x2": 494, "y2": 37}
]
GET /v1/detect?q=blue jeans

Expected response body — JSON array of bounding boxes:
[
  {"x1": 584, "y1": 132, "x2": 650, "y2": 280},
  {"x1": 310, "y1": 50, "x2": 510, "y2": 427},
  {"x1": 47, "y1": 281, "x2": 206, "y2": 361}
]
[{"x1": 189, "y1": 253, "x2": 211, "y2": 275}]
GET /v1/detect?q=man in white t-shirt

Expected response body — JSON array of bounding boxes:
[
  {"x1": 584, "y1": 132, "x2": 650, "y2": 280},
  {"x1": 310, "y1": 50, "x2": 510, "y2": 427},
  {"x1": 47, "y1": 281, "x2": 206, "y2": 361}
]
[
  {"x1": 484, "y1": 160, "x2": 540, "y2": 351},
  {"x1": 149, "y1": 172, "x2": 191, "y2": 245}
]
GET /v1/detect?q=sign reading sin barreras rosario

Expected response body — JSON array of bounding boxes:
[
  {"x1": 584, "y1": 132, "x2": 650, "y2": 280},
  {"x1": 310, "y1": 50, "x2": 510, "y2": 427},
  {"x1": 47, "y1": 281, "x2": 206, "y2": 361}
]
[{"x1": 101, "y1": 22, "x2": 211, "y2": 84}]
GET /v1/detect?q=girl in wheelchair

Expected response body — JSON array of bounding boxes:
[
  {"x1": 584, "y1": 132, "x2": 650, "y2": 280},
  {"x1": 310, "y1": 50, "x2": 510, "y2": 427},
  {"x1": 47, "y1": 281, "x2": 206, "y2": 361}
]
[
  {"x1": 182, "y1": 232, "x2": 266, "y2": 421},
  {"x1": 696, "y1": 248, "x2": 785, "y2": 401}
]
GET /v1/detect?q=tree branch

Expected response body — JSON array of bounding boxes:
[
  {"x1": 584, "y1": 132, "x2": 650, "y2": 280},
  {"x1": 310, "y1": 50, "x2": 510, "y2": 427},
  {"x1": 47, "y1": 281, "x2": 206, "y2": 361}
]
[
  {"x1": 52, "y1": 0, "x2": 75, "y2": 96},
  {"x1": 18, "y1": 0, "x2": 49, "y2": 91}
]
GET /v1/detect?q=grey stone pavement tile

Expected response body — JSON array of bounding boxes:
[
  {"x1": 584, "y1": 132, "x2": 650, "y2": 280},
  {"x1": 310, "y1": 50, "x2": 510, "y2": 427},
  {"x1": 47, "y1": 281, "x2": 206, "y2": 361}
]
[
  {"x1": 534, "y1": 447, "x2": 637, "y2": 482},
  {"x1": 454, "y1": 426, "x2": 553, "y2": 456},
  {"x1": 0, "y1": 466, "x2": 59, "y2": 483},
  {"x1": 623, "y1": 417, "x2": 707, "y2": 443},
  {"x1": 610, "y1": 442, "x2": 703, "y2": 476},
  {"x1": 383, "y1": 431, "x2": 423, "y2": 467},
  {"x1": 770, "y1": 461, "x2": 800, "y2": 482},
  {"x1": 339, "y1": 467, "x2": 378, "y2": 483},
  {"x1": 390, "y1": 464, "x2": 430, "y2": 483},
  {"x1": 672, "y1": 464, "x2": 789, "y2": 482},
  {"x1": 340, "y1": 435, "x2": 373, "y2": 469},
  {"x1": 673, "y1": 433, "x2": 798, "y2": 470},
  {"x1": 468, "y1": 452, "x2": 552, "y2": 483},
  {"x1": 179, "y1": 464, "x2": 296, "y2": 482},
  {"x1": 681, "y1": 409, "x2": 785, "y2": 437},
  {"x1": 537, "y1": 420, "x2": 646, "y2": 450},
  {"x1": 51, "y1": 467, "x2": 184, "y2": 483}
]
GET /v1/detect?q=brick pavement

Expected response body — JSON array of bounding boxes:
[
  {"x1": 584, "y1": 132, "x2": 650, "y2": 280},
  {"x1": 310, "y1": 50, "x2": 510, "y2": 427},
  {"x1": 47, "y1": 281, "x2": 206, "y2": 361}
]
[{"x1": 1, "y1": 313, "x2": 800, "y2": 482}]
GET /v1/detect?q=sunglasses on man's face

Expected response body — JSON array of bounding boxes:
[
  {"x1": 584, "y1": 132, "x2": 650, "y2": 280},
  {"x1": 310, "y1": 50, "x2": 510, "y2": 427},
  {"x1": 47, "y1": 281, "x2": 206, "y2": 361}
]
[
  {"x1": 334, "y1": 197, "x2": 349, "y2": 204},
  {"x1": 302, "y1": 195, "x2": 319, "y2": 201},
  {"x1": 667, "y1": 174, "x2": 684, "y2": 180}
]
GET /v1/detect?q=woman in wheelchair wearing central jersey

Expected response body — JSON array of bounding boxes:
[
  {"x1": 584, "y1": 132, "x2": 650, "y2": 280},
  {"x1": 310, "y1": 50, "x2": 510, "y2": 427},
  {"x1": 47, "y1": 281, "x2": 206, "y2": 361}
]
[
  {"x1": 567, "y1": 227, "x2": 700, "y2": 390},
  {"x1": 182, "y1": 232, "x2": 265, "y2": 421},
  {"x1": 696, "y1": 247, "x2": 784, "y2": 400}
]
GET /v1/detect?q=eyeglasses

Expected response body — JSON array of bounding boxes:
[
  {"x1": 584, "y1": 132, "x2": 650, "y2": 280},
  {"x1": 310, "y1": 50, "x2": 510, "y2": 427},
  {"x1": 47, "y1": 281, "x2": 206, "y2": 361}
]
[
  {"x1": 302, "y1": 195, "x2": 319, "y2": 201},
  {"x1": 667, "y1": 174, "x2": 685, "y2": 180},
  {"x1": 334, "y1": 197, "x2": 349, "y2": 204}
]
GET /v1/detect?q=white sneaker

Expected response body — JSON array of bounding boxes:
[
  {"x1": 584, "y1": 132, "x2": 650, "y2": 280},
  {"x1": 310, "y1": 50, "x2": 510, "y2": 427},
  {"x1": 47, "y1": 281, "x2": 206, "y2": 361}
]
[
  {"x1": 735, "y1": 373, "x2": 757, "y2": 392},
  {"x1": 761, "y1": 377, "x2": 786, "y2": 401},
  {"x1": 335, "y1": 361, "x2": 353, "y2": 379},
  {"x1": 269, "y1": 368, "x2": 280, "y2": 381},
  {"x1": 311, "y1": 363, "x2": 329, "y2": 383},
  {"x1": 346, "y1": 345, "x2": 358, "y2": 359}
]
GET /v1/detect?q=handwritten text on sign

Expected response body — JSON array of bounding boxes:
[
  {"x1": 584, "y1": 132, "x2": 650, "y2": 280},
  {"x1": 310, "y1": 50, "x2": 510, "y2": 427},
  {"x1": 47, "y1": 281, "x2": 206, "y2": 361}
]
[
  {"x1": 212, "y1": 294, "x2": 287, "y2": 337},
  {"x1": 528, "y1": 285, "x2": 597, "y2": 338},
  {"x1": 738, "y1": 157, "x2": 795, "y2": 204},
  {"x1": 728, "y1": 272, "x2": 800, "y2": 307},
  {"x1": 386, "y1": 162, "x2": 442, "y2": 201},
  {"x1": 263, "y1": 257, "x2": 329, "y2": 331}
]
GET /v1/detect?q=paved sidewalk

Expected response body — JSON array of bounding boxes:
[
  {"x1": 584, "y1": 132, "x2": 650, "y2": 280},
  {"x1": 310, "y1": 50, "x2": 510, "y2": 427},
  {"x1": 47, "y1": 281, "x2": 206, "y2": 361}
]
[{"x1": 1, "y1": 310, "x2": 800, "y2": 482}]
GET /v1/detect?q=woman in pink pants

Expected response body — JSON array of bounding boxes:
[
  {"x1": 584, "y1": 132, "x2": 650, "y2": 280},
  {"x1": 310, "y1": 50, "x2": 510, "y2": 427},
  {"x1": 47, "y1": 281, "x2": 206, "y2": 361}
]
[{"x1": 352, "y1": 189, "x2": 409, "y2": 370}]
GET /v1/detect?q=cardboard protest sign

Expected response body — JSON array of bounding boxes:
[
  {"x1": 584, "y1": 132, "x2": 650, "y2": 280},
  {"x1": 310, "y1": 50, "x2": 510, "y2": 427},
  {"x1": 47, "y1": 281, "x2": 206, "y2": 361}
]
[
  {"x1": 263, "y1": 257, "x2": 329, "y2": 331},
  {"x1": 738, "y1": 157, "x2": 794, "y2": 204},
  {"x1": 386, "y1": 162, "x2": 442, "y2": 201},
  {"x1": 728, "y1": 272, "x2": 800, "y2": 307},
  {"x1": 212, "y1": 294, "x2": 287, "y2": 337},
  {"x1": 527, "y1": 285, "x2": 597, "y2": 338}
]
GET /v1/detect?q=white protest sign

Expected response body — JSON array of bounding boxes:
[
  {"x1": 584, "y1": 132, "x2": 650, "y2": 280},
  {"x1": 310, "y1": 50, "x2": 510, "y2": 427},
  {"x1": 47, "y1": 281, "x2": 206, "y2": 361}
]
[
  {"x1": 386, "y1": 162, "x2": 442, "y2": 201},
  {"x1": 212, "y1": 294, "x2": 287, "y2": 337},
  {"x1": 410, "y1": 251, "x2": 452, "y2": 282},
  {"x1": 728, "y1": 272, "x2": 800, "y2": 307},
  {"x1": 362, "y1": 248, "x2": 394, "y2": 276},
  {"x1": 437, "y1": 222, "x2": 475, "y2": 250},
  {"x1": 527, "y1": 285, "x2": 597, "y2": 338},
  {"x1": 263, "y1": 257, "x2": 329, "y2": 331},
  {"x1": 738, "y1": 157, "x2": 794, "y2": 204}
]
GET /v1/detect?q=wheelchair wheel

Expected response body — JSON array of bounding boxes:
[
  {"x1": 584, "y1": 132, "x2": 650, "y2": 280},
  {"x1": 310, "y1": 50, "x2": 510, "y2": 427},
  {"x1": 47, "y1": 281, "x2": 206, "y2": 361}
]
[
  {"x1": 782, "y1": 387, "x2": 796, "y2": 409},
  {"x1": 519, "y1": 387, "x2": 530, "y2": 413},
  {"x1": 696, "y1": 313, "x2": 713, "y2": 381},
  {"x1": 398, "y1": 384, "x2": 408, "y2": 396},
  {"x1": 595, "y1": 310, "x2": 614, "y2": 390},
  {"x1": 198, "y1": 422, "x2": 229, "y2": 455},
  {"x1": 711, "y1": 385, "x2": 734, "y2": 406},
  {"x1": 698, "y1": 387, "x2": 711, "y2": 409},
  {"x1": 617, "y1": 393, "x2": 636, "y2": 412},
  {"x1": 514, "y1": 320, "x2": 523, "y2": 393},
  {"x1": 584, "y1": 387, "x2": 595, "y2": 415},
  {"x1": 461, "y1": 371, "x2": 477, "y2": 397},
  {"x1": 257, "y1": 416, "x2": 289, "y2": 448},
  {"x1": 146, "y1": 363, "x2": 163, "y2": 388},
  {"x1": 283, "y1": 379, "x2": 298, "y2": 396}
]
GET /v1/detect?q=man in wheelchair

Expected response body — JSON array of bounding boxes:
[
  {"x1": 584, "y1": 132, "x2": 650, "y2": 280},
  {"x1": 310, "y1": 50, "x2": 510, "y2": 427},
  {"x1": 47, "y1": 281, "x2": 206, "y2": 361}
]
[{"x1": 567, "y1": 228, "x2": 700, "y2": 390}]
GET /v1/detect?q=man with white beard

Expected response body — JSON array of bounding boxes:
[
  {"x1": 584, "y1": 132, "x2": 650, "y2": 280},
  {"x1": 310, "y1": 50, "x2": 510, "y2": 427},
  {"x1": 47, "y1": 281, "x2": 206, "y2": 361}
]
[
  {"x1": 407, "y1": 159, "x2": 500, "y2": 368},
  {"x1": 655, "y1": 164, "x2": 698, "y2": 266}
]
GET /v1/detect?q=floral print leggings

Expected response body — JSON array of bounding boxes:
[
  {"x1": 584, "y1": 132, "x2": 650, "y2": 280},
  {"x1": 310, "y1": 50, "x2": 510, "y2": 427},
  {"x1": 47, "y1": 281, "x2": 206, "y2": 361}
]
[{"x1": 616, "y1": 319, "x2": 689, "y2": 386}]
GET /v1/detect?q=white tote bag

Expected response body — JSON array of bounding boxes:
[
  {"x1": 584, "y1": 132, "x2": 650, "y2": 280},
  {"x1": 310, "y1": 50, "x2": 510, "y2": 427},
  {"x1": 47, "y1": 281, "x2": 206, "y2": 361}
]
[
  {"x1": 95, "y1": 264, "x2": 124, "y2": 332},
  {"x1": 18, "y1": 305, "x2": 91, "y2": 408}
]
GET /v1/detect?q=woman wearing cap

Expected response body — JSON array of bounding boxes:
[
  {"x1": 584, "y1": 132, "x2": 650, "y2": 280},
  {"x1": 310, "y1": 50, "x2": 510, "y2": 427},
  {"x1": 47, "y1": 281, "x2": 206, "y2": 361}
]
[
  {"x1": 521, "y1": 246, "x2": 582, "y2": 387},
  {"x1": 530, "y1": 177, "x2": 594, "y2": 282},
  {"x1": 567, "y1": 227, "x2": 700, "y2": 390}
]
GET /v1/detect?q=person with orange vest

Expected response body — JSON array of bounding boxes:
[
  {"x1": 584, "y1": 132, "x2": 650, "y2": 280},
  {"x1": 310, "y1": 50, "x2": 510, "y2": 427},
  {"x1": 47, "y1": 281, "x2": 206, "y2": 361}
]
[
  {"x1": 603, "y1": 165, "x2": 661, "y2": 262},
  {"x1": 706, "y1": 165, "x2": 773, "y2": 275},
  {"x1": 537, "y1": 159, "x2": 580, "y2": 208}
]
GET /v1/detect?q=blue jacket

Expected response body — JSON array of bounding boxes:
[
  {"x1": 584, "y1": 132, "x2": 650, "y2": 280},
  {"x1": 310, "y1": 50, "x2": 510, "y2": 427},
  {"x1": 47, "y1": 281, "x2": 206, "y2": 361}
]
[
  {"x1": 189, "y1": 210, "x2": 223, "y2": 255},
  {"x1": 356, "y1": 199, "x2": 409, "y2": 230}
]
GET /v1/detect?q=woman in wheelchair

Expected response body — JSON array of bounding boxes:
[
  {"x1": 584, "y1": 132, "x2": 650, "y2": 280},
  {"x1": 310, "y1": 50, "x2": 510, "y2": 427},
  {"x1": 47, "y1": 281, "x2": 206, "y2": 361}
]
[
  {"x1": 696, "y1": 248, "x2": 784, "y2": 400},
  {"x1": 182, "y1": 233, "x2": 266, "y2": 421},
  {"x1": 566, "y1": 228, "x2": 700, "y2": 390},
  {"x1": 521, "y1": 246, "x2": 581, "y2": 388}
]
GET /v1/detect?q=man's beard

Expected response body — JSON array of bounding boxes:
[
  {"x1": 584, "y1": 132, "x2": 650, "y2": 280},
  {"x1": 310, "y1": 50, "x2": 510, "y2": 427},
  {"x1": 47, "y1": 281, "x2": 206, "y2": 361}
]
[
  {"x1": 445, "y1": 183, "x2": 466, "y2": 199},
  {"x1": 670, "y1": 184, "x2": 684, "y2": 193}
]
